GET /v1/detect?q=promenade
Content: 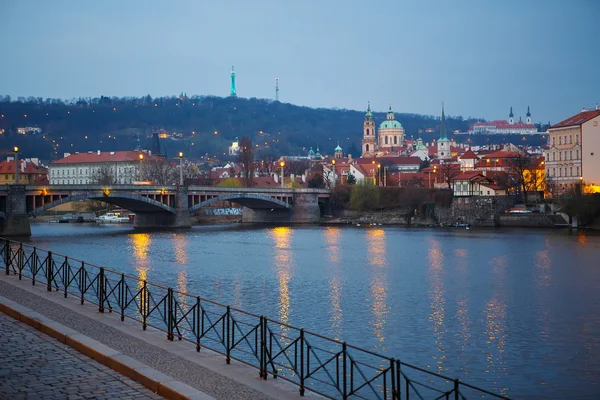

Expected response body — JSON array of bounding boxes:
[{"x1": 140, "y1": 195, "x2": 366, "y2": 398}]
[
  {"x1": 0, "y1": 312, "x2": 162, "y2": 400},
  {"x1": 0, "y1": 275, "x2": 302, "y2": 400}
]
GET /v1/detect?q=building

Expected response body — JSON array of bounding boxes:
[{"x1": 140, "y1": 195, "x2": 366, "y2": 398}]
[
  {"x1": 437, "y1": 104, "x2": 451, "y2": 160},
  {"x1": 452, "y1": 172, "x2": 507, "y2": 197},
  {"x1": 458, "y1": 148, "x2": 479, "y2": 170},
  {"x1": 361, "y1": 102, "x2": 405, "y2": 157},
  {"x1": 0, "y1": 158, "x2": 48, "y2": 184},
  {"x1": 228, "y1": 139, "x2": 240, "y2": 156},
  {"x1": 465, "y1": 107, "x2": 539, "y2": 135},
  {"x1": 545, "y1": 108, "x2": 600, "y2": 193},
  {"x1": 17, "y1": 126, "x2": 42, "y2": 135},
  {"x1": 49, "y1": 150, "x2": 146, "y2": 185}
]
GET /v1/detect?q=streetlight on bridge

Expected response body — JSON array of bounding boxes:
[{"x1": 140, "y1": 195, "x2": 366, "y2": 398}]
[
  {"x1": 178, "y1": 152, "x2": 184, "y2": 186},
  {"x1": 13, "y1": 146, "x2": 19, "y2": 185},
  {"x1": 279, "y1": 160, "x2": 285, "y2": 189},
  {"x1": 138, "y1": 153, "x2": 144, "y2": 180}
]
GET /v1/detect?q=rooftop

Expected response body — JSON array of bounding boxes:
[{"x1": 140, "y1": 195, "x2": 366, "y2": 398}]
[{"x1": 550, "y1": 109, "x2": 600, "y2": 129}]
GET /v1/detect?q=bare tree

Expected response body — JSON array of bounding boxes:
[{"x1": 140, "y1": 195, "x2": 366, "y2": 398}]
[
  {"x1": 238, "y1": 136, "x2": 254, "y2": 187},
  {"x1": 438, "y1": 162, "x2": 461, "y2": 190},
  {"x1": 92, "y1": 165, "x2": 117, "y2": 185},
  {"x1": 507, "y1": 151, "x2": 542, "y2": 202},
  {"x1": 141, "y1": 158, "x2": 177, "y2": 185}
]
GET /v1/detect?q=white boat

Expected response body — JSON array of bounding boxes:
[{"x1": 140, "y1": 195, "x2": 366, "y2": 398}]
[{"x1": 95, "y1": 212, "x2": 130, "y2": 224}]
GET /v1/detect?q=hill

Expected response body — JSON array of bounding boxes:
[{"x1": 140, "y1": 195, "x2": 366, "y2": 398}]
[{"x1": 0, "y1": 94, "x2": 494, "y2": 161}]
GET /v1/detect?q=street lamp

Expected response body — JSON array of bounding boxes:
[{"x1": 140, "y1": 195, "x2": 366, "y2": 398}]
[
  {"x1": 377, "y1": 163, "x2": 381, "y2": 187},
  {"x1": 279, "y1": 160, "x2": 285, "y2": 189},
  {"x1": 178, "y1": 152, "x2": 184, "y2": 186},
  {"x1": 138, "y1": 153, "x2": 144, "y2": 180},
  {"x1": 372, "y1": 160, "x2": 376, "y2": 185},
  {"x1": 13, "y1": 146, "x2": 19, "y2": 184},
  {"x1": 331, "y1": 159, "x2": 336, "y2": 188}
]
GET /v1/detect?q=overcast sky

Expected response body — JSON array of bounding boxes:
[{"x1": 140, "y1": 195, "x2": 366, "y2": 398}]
[{"x1": 1, "y1": 0, "x2": 598, "y2": 123}]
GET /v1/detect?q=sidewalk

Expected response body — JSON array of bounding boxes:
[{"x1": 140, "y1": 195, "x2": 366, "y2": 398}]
[
  {"x1": 0, "y1": 312, "x2": 162, "y2": 400},
  {"x1": 0, "y1": 274, "x2": 303, "y2": 400}
]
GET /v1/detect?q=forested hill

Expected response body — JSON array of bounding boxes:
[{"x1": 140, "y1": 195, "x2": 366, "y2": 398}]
[{"x1": 0, "y1": 95, "x2": 476, "y2": 161}]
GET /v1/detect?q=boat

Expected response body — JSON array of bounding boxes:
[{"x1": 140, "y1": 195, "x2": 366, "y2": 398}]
[{"x1": 95, "y1": 212, "x2": 131, "y2": 224}]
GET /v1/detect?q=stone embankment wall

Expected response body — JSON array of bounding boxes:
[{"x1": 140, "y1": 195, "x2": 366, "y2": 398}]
[
  {"x1": 438, "y1": 196, "x2": 517, "y2": 227},
  {"x1": 496, "y1": 214, "x2": 568, "y2": 227}
]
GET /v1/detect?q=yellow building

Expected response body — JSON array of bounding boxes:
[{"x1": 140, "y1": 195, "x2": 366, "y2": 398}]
[{"x1": 0, "y1": 158, "x2": 48, "y2": 184}]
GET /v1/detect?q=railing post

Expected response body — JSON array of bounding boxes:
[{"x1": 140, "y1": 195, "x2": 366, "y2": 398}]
[
  {"x1": 142, "y1": 280, "x2": 148, "y2": 331},
  {"x1": 226, "y1": 305, "x2": 231, "y2": 364},
  {"x1": 31, "y1": 247, "x2": 37, "y2": 285},
  {"x1": 4, "y1": 239, "x2": 10, "y2": 275},
  {"x1": 390, "y1": 358, "x2": 397, "y2": 400},
  {"x1": 98, "y1": 267, "x2": 105, "y2": 313},
  {"x1": 196, "y1": 297, "x2": 201, "y2": 352},
  {"x1": 454, "y1": 379, "x2": 459, "y2": 400},
  {"x1": 64, "y1": 257, "x2": 69, "y2": 298},
  {"x1": 259, "y1": 316, "x2": 265, "y2": 379},
  {"x1": 299, "y1": 329, "x2": 305, "y2": 396},
  {"x1": 167, "y1": 288, "x2": 174, "y2": 341},
  {"x1": 342, "y1": 342, "x2": 347, "y2": 399},
  {"x1": 46, "y1": 252, "x2": 53, "y2": 292},
  {"x1": 18, "y1": 243, "x2": 23, "y2": 278},
  {"x1": 80, "y1": 261, "x2": 85, "y2": 305},
  {"x1": 120, "y1": 274, "x2": 125, "y2": 321}
]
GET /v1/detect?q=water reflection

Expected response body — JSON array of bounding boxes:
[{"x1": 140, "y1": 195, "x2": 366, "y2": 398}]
[
  {"x1": 428, "y1": 237, "x2": 447, "y2": 373},
  {"x1": 172, "y1": 234, "x2": 189, "y2": 312},
  {"x1": 367, "y1": 229, "x2": 388, "y2": 353},
  {"x1": 454, "y1": 247, "x2": 471, "y2": 375},
  {"x1": 324, "y1": 227, "x2": 343, "y2": 339},
  {"x1": 270, "y1": 227, "x2": 293, "y2": 325},
  {"x1": 130, "y1": 233, "x2": 151, "y2": 317},
  {"x1": 484, "y1": 256, "x2": 509, "y2": 396}
]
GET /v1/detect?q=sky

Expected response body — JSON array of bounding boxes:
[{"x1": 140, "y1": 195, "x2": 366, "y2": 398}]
[{"x1": 1, "y1": 0, "x2": 598, "y2": 124}]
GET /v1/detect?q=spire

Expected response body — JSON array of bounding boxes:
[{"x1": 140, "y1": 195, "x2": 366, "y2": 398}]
[
  {"x1": 135, "y1": 133, "x2": 141, "y2": 151},
  {"x1": 509, "y1": 106, "x2": 514, "y2": 118},
  {"x1": 230, "y1": 65, "x2": 237, "y2": 97},
  {"x1": 440, "y1": 102, "x2": 447, "y2": 139},
  {"x1": 365, "y1": 101, "x2": 373, "y2": 120},
  {"x1": 526, "y1": 106, "x2": 531, "y2": 117},
  {"x1": 387, "y1": 102, "x2": 394, "y2": 120}
]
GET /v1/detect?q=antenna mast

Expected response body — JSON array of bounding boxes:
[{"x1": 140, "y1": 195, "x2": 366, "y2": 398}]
[{"x1": 275, "y1": 78, "x2": 279, "y2": 101}]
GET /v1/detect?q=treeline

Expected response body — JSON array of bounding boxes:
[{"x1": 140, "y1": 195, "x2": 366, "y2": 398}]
[{"x1": 0, "y1": 94, "x2": 477, "y2": 161}]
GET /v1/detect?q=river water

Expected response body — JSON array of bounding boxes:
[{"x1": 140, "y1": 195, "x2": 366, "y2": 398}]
[{"x1": 23, "y1": 223, "x2": 600, "y2": 399}]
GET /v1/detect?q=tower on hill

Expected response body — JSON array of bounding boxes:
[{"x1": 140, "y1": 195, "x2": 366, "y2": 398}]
[{"x1": 230, "y1": 66, "x2": 237, "y2": 97}]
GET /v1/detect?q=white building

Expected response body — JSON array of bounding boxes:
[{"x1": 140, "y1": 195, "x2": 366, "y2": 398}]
[
  {"x1": 17, "y1": 126, "x2": 42, "y2": 135},
  {"x1": 228, "y1": 139, "x2": 240, "y2": 156},
  {"x1": 50, "y1": 150, "x2": 146, "y2": 185},
  {"x1": 465, "y1": 106, "x2": 539, "y2": 135}
]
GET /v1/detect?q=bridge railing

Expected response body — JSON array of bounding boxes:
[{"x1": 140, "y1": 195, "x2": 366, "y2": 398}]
[{"x1": 1, "y1": 238, "x2": 509, "y2": 400}]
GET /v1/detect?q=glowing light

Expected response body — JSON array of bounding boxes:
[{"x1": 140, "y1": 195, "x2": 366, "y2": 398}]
[{"x1": 270, "y1": 227, "x2": 293, "y2": 326}]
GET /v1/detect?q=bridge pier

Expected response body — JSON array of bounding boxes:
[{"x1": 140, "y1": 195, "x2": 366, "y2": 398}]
[
  {"x1": 241, "y1": 192, "x2": 321, "y2": 224},
  {"x1": 133, "y1": 186, "x2": 191, "y2": 230},
  {"x1": 0, "y1": 185, "x2": 31, "y2": 237}
]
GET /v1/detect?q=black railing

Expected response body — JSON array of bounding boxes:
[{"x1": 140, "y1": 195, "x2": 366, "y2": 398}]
[{"x1": 1, "y1": 238, "x2": 509, "y2": 400}]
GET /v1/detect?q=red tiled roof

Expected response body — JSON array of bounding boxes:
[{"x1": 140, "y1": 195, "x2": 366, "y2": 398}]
[
  {"x1": 471, "y1": 120, "x2": 536, "y2": 129},
  {"x1": 51, "y1": 151, "x2": 150, "y2": 164},
  {"x1": 459, "y1": 148, "x2": 479, "y2": 160},
  {"x1": 550, "y1": 110, "x2": 600, "y2": 129},
  {"x1": 480, "y1": 183, "x2": 507, "y2": 191},
  {"x1": 0, "y1": 160, "x2": 48, "y2": 175},
  {"x1": 481, "y1": 150, "x2": 519, "y2": 159},
  {"x1": 453, "y1": 172, "x2": 487, "y2": 182}
]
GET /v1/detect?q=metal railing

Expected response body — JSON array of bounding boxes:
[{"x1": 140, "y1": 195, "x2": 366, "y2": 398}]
[{"x1": 1, "y1": 238, "x2": 509, "y2": 400}]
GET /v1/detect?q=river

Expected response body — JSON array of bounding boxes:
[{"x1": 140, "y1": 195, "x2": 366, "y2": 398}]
[{"x1": 21, "y1": 223, "x2": 600, "y2": 399}]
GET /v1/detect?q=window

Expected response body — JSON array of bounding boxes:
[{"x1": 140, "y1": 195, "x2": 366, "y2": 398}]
[
  {"x1": 4, "y1": 175, "x2": 7, "y2": 180},
  {"x1": 570, "y1": 135, "x2": 572, "y2": 144},
  {"x1": 559, "y1": 137, "x2": 562, "y2": 145},
  {"x1": 394, "y1": 136, "x2": 397, "y2": 145},
  {"x1": 564, "y1": 151, "x2": 567, "y2": 160},
  {"x1": 366, "y1": 128, "x2": 370, "y2": 136},
  {"x1": 553, "y1": 152, "x2": 555, "y2": 161},
  {"x1": 559, "y1": 152, "x2": 562, "y2": 161},
  {"x1": 576, "y1": 149, "x2": 579, "y2": 158},
  {"x1": 552, "y1": 137, "x2": 555, "y2": 146},
  {"x1": 366, "y1": 144, "x2": 369, "y2": 152},
  {"x1": 385, "y1": 136, "x2": 388, "y2": 145},
  {"x1": 552, "y1": 168, "x2": 555, "y2": 176},
  {"x1": 559, "y1": 168, "x2": 562, "y2": 177},
  {"x1": 570, "y1": 151, "x2": 572, "y2": 160},
  {"x1": 576, "y1": 166, "x2": 580, "y2": 176},
  {"x1": 564, "y1": 135, "x2": 567, "y2": 144},
  {"x1": 576, "y1": 135, "x2": 579, "y2": 144},
  {"x1": 570, "y1": 167, "x2": 573, "y2": 176}
]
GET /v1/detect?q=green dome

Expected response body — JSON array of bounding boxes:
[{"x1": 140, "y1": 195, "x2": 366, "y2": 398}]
[
  {"x1": 308, "y1": 147, "x2": 315, "y2": 155},
  {"x1": 379, "y1": 120, "x2": 403, "y2": 129},
  {"x1": 335, "y1": 144, "x2": 342, "y2": 152}
]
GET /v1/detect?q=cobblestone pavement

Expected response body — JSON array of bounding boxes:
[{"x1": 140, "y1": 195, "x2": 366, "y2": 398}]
[{"x1": 0, "y1": 312, "x2": 163, "y2": 400}]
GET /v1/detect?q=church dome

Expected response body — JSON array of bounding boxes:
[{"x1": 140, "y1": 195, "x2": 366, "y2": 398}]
[
  {"x1": 335, "y1": 144, "x2": 342, "y2": 152},
  {"x1": 379, "y1": 120, "x2": 403, "y2": 129},
  {"x1": 308, "y1": 147, "x2": 315, "y2": 155}
]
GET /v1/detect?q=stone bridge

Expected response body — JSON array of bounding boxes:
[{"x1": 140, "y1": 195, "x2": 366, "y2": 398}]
[{"x1": 0, "y1": 185, "x2": 331, "y2": 236}]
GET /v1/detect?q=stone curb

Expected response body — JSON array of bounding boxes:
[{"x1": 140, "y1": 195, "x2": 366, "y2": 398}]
[{"x1": 0, "y1": 295, "x2": 215, "y2": 400}]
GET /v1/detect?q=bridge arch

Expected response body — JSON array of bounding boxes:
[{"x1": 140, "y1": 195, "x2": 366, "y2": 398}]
[
  {"x1": 29, "y1": 192, "x2": 176, "y2": 217},
  {"x1": 189, "y1": 193, "x2": 292, "y2": 213}
]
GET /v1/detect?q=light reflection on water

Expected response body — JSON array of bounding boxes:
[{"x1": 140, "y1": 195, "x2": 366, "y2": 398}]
[{"x1": 28, "y1": 224, "x2": 600, "y2": 398}]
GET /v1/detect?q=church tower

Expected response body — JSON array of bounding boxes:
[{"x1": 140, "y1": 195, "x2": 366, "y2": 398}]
[
  {"x1": 525, "y1": 106, "x2": 532, "y2": 124},
  {"x1": 437, "y1": 103, "x2": 451, "y2": 160},
  {"x1": 362, "y1": 102, "x2": 376, "y2": 157},
  {"x1": 508, "y1": 106, "x2": 514, "y2": 125},
  {"x1": 230, "y1": 66, "x2": 237, "y2": 97}
]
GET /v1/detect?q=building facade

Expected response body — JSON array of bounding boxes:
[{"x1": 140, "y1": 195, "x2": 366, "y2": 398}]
[
  {"x1": 0, "y1": 158, "x2": 48, "y2": 184},
  {"x1": 466, "y1": 106, "x2": 538, "y2": 135},
  {"x1": 546, "y1": 108, "x2": 600, "y2": 192},
  {"x1": 361, "y1": 103, "x2": 405, "y2": 157},
  {"x1": 50, "y1": 151, "x2": 145, "y2": 185}
]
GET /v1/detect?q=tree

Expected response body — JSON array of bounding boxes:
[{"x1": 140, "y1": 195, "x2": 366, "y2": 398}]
[
  {"x1": 438, "y1": 162, "x2": 461, "y2": 190},
  {"x1": 347, "y1": 173, "x2": 357, "y2": 185},
  {"x1": 142, "y1": 158, "x2": 177, "y2": 185},
  {"x1": 238, "y1": 136, "x2": 254, "y2": 187},
  {"x1": 92, "y1": 165, "x2": 117, "y2": 185},
  {"x1": 350, "y1": 182, "x2": 380, "y2": 211},
  {"x1": 507, "y1": 151, "x2": 544, "y2": 202},
  {"x1": 308, "y1": 173, "x2": 325, "y2": 188}
]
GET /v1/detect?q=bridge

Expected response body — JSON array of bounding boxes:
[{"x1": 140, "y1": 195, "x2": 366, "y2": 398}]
[{"x1": 0, "y1": 185, "x2": 331, "y2": 236}]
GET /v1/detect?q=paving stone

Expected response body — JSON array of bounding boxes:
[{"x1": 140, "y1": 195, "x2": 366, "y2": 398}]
[{"x1": 0, "y1": 312, "x2": 162, "y2": 399}]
